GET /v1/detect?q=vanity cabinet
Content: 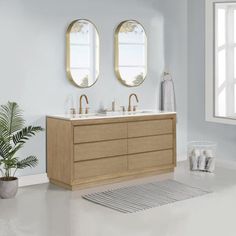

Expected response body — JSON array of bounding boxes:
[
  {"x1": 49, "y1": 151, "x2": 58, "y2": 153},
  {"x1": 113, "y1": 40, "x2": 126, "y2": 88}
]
[{"x1": 47, "y1": 114, "x2": 176, "y2": 190}]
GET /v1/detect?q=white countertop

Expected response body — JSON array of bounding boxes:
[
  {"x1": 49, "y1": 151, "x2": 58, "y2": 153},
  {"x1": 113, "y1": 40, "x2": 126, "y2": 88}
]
[{"x1": 47, "y1": 110, "x2": 176, "y2": 121}]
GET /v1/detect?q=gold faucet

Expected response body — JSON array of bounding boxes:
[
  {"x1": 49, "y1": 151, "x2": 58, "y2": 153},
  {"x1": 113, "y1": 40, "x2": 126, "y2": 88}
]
[
  {"x1": 79, "y1": 94, "x2": 89, "y2": 114},
  {"x1": 128, "y1": 93, "x2": 139, "y2": 112}
]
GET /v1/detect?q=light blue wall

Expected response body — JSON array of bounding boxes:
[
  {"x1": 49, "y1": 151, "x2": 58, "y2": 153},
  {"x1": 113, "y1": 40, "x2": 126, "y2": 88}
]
[
  {"x1": 188, "y1": 0, "x2": 236, "y2": 161},
  {"x1": 0, "y1": 0, "x2": 188, "y2": 176}
]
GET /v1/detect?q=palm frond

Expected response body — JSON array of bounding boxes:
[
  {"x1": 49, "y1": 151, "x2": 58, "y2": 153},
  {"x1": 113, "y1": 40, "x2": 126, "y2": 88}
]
[
  {"x1": 13, "y1": 126, "x2": 44, "y2": 145},
  {"x1": 0, "y1": 139, "x2": 12, "y2": 159},
  {"x1": 8, "y1": 143, "x2": 23, "y2": 158},
  {"x1": 16, "y1": 156, "x2": 38, "y2": 169},
  {"x1": 0, "y1": 102, "x2": 25, "y2": 138},
  {"x1": 3, "y1": 157, "x2": 18, "y2": 169},
  {"x1": 0, "y1": 102, "x2": 42, "y2": 177}
]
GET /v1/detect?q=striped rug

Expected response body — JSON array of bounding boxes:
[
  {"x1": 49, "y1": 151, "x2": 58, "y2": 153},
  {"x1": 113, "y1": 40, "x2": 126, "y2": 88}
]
[{"x1": 82, "y1": 179, "x2": 211, "y2": 213}]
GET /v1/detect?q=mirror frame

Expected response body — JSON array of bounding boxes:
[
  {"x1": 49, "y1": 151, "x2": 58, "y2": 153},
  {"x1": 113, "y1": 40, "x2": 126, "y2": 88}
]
[
  {"x1": 66, "y1": 19, "x2": 100, "y2": 88},
  {"x1": 114, "y1": 20, "x2": 147, "y2": 87}
]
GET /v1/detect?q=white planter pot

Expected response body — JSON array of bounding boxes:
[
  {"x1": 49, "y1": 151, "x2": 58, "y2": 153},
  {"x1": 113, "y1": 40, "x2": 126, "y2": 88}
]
[{"x1": 0, "y1": 177, "x2": 18, "y2": 199}]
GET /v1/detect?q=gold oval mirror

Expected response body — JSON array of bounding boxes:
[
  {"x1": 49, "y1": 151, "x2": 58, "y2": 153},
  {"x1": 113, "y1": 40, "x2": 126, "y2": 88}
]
[
  {"x1": 66, "y1": 19, "x2": 99, "y2": 88},
  {"x1": 115, "y1": 20, "x2": 147, "y2": 87}
]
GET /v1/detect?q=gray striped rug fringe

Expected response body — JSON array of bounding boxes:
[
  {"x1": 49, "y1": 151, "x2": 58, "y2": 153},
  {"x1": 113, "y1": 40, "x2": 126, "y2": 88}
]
[{"x1": 82, "y1": 179, "x2": 211, "y2": 213}]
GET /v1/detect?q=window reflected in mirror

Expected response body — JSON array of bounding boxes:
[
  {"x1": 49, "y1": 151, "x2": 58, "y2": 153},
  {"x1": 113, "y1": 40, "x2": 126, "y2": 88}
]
[
  {"x1": 66, "y1": 19, "x2": 99, "y2": 88},
  {"x1": 115, "y1": 20, "x2": 147, "y2": 87}
]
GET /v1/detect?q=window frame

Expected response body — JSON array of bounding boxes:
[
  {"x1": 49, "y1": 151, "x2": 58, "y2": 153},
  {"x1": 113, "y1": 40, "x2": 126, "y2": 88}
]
[{"x1": 205, "y1": 0, "x2": 236, "y2": 125}]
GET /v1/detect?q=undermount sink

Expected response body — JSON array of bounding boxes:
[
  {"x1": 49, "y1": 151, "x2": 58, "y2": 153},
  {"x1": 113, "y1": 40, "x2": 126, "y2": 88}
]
[
  {"x1": 77, "y1": 113, "x2": 99, "y2": 117},
  {"x1": 130, "y1": 110, "x2": 156, "y2": 114},
  {"x1": 48, "y1": 110, "x2": 175, "y2": 121},
  {"x1": 100, "y1": 110, "x2": 157, "y2": 116},
  {"x1": 70, "y1": 113, "x2": 101, "y2": 119},
  {"x1": 70, "y1": 110, "x2": 158, "y2": 119}
]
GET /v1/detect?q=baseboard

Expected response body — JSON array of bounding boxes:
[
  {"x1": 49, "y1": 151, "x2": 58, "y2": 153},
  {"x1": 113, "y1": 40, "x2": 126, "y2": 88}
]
[
  {"x1": 18, "y1": 173, "x2": 49, "y2": 187},
  {"x1": 16, "y1": 159, "x2": 236, "y2": 188}
]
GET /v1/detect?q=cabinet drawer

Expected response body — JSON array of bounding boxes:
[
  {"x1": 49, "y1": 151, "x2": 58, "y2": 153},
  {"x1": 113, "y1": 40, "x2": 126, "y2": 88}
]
[
  {"x1": 74, "y1": 156, "x2": 127, "y2": 179},
  {"x1": 128, "y1": 119, "x2": 173, "y2": 138},
  {"x1": 74, "y1": 123, "x2": 127, "y2": 143},
  {"x1": 128, "y1": 134, "x2": 173, "y2": 154},
  {"x1": 128, "y1": 150, "x2": 173, "y2": 170},
  {"x1": 74, "y1": 139, "x2": 127, "y2": 161}
]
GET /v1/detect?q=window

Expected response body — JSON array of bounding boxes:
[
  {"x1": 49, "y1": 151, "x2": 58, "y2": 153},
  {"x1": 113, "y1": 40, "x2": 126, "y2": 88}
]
[{"x1": 206, "y1": 0, "x2": 236, "y2": 125}]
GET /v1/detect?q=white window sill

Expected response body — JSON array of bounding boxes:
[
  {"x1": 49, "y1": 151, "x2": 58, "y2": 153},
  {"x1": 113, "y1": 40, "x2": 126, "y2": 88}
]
[{"x1": 206, "y1": 115, "x2": 236, "y2": 125}]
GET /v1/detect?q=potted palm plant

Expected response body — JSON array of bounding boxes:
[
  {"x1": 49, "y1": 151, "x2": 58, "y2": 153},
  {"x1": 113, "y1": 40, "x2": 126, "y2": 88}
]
[{"x1": 0, "y1": 102, "x2": 43, "y2": 199}]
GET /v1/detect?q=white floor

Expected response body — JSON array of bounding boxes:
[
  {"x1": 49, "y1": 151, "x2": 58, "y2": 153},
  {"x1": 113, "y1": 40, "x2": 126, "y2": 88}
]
[{"x1": 1, "y1": 161, "x2": 236, "y2": 236}]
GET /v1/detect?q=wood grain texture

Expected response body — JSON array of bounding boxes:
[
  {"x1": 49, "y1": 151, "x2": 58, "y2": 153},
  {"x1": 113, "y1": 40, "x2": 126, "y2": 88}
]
[
  {"x1": 128, "y1": 134, "x2": 173, "y2": 154},
  {"x1": 49, "y1": 179, "x2": 73, "y2": 190},
  {"x1": 68, "y1": 113, "x2": 176, "y2": 126},
  {"x1": 71, "y1": 167, "x2": 174, "y2": 190},
  {"x1": 74, "y1": 139, "x2": 127, "y2": 161},
  {"x1": 46, "y1": 114, "x2": 177, "y2": 190},
  {"x1": 172, "y1": 116, "x2": 177, "y2": 166},
  {"x1": 74, "y1": 156, "x2": 127, "y2": 179},
  {"x1": 47, "y1": 118, "x2": 73, "y2": 184},
  {"x1": 128, "y1": 119, "x2": 173, "y2": 138},
  {"x1": 128, "y1": 149, "x2": 173, "y2": 170},
  {"x1": 74, "y1": 123, "x2": 127, "y2": 143}
]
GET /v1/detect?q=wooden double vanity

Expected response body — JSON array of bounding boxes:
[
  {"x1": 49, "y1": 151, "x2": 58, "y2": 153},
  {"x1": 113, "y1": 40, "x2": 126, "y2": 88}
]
[
  {"x1": 47, "y1": 112, "x2": 176, "y2": 190},
  {"x1": 61, "y1": 18, "x2": 176, "y2": 190}
]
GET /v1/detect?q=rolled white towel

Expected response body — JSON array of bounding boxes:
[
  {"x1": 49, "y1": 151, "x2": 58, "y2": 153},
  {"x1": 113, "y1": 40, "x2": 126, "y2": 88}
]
[
  {"x1": 203, "y1": 149, "x2": 215, "y2": 172},
  {"x1": 191, "y1": 155, "x2": 199, "y2": 171},
  {"x1": 203, "y1": 149, "x2": 213, "y2": 158},
  {"x1": 190, "y1": 149, "x2": 199, "y2": 171},
  {"x1": 193, "y1": 149, "x2": 201, "y2": 157},
  {"x1": 198, "y1": 154, "x2": 207, "y2": 171},
  {"x1": 189, "y1": 155, "x2": 193, "y2": 170},
  {"x1": 205, "y1": 157, "x2": 215, "y2": 173}
]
